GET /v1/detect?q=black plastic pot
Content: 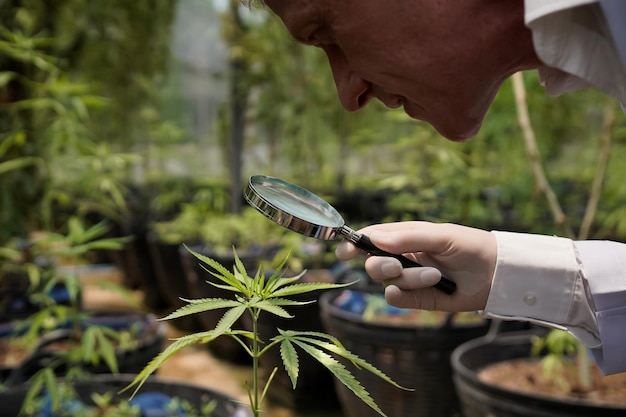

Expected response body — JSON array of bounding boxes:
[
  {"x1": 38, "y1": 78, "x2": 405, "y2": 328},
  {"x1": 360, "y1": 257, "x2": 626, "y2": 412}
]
[
  {"x1": 146, "y1": 234, "x2": 202, "y2": 332},
  {"x1": 319, "y1": 289, "x2": 493, "y2": 417},
  {"x1": 0, "y1": 310, "x2": 166, "y2": 385},
  {"x1": 0, "y1": 277, "x2": 75, "y2": 323},
  {"x1": 108, "y1": 222, "x2": 170, "y2": 311},
  {"x1": 0, "y1": 373, "x2": 252, "y2": 417},
  {"x1": 451, "y1": 329, "x2": 626, "y2": 417}
]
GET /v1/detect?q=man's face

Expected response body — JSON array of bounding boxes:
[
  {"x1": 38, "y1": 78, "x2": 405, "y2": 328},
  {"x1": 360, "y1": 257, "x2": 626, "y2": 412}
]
[{"x1": 266, "y1": 0, "x2": 530, "y2": 141}]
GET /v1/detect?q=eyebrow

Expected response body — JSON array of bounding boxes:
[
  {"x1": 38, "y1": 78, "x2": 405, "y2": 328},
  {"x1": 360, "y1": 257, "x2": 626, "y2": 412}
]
[{"x1": 271, "y1": 0, "x2": 318, "y2": 41}]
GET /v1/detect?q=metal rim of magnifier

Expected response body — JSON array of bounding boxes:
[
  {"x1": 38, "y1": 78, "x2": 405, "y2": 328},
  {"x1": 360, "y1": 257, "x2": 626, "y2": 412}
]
[{"x1": 243, "y1": 175, "x2": 346, "y2": 241}]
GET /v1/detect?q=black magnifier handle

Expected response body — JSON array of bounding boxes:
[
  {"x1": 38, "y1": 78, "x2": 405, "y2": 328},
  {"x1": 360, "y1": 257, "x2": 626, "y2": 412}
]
[{"x1": 355, "y1": 234, "x2": 457, "y2": 295}]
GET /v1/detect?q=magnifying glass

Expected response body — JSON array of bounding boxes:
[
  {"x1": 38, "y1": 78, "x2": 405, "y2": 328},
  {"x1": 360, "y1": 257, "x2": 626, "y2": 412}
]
[{"x1": 243, "y1": 175, "x2": 456, "y2": 295}]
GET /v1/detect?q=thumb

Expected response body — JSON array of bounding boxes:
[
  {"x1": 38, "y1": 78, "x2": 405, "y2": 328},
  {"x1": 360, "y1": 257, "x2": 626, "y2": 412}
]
[
  {"x1": 335, "y1": 240, "x2": 361, "y2": 260},
  {"x1": 366, "y1": 222, "x2": 454, "y2": 255}
]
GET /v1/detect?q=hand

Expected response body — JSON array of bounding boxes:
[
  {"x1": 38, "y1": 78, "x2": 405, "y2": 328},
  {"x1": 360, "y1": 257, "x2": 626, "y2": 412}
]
[{"x1": 335, "y1": 222, "x2": 497, "y2": 312}]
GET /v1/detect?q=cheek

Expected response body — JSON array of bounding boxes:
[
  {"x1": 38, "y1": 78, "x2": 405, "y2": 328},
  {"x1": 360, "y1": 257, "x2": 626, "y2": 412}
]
[
  {"x1": 338, "y1": 27, "x2": 427, "y2": 87},
  {"x1": 340, "y1": 40, "x2": 413, "y2": 86}
]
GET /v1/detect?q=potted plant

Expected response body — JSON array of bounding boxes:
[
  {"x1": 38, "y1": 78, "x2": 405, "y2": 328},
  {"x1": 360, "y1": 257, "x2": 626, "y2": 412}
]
[
  {"x1": 2, "y1": 373, "x2": 252, "y2": 417},
  {"x1": 124, "y1": 247, "x2": 410, "y2": 417},
  {"x1": 451, "y1": 323, "x2": 626, "y2": 417},
  {"x1": 0, "y1": 217, "x2": 201, "y2": 416},
  {"x1": 318, "y1": 275, "x2": 495, "y2": 417},
  {"x1": 0, "y1": 217, "x2": 252, "y2": 417}
]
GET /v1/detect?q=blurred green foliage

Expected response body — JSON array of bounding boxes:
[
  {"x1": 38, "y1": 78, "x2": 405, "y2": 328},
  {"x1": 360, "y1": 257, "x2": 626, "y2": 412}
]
[
  {"x1": 0, "y1": 0, "x2": 176, "y2": 241},
  {"x1": 1, "y1": 0, "x2": 625, "y2": 247}
]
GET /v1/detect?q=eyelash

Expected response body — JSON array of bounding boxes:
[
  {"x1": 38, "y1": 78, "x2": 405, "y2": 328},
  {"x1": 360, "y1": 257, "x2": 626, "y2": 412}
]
[
  {"x1": 304, "y1": 28, "x2": 320, "y2": 45},
  {"x1": 306, "y1": 24, "x2": 331, "y2": 46}
]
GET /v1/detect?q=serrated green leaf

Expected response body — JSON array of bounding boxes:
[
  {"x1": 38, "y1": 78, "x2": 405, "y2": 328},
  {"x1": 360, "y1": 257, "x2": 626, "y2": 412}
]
[
  {"x1": 93, "y1": 328, "x2": 118, "y2": 374},
  {"x1": 184, "y1": 245, "x2": 247, "y2": 291},
  {"x1": 252, "y1": 267, "x2": 267, "y2": 295},
  {"x1": 270, "y1": 281, "x2": 352, "y2": 298},
  {"x1": 265, "y1": 298, "x2": 314, "y2": 307},
  {"x1": 122, "y1": 331, "x2": 214, "y2": 396},
  {"x1": 279, "y1": 338, "x2": 299, "y2": 388},
  {"x1": 213, "y1": 305, "x2": 247, "y2": 336},
  {"x1": 248, "y1": 299, "x2": 293, "y2": 319},
  {"x1": 23, "y1": 368, "x2": 50, "y2": 409},
  {"x1": 232, "y1": 249, "x2": 249, "y2": 283},
  {"x1": 199, "y1": 262, "x2": 247, "y2": 295},
  {"x1": 82, "y1": 326, "x2": 96, "y2": 361},
  {"x1": 203, "y1": 280, "x2": 243, "y2": 293},
  {"x1": 288, "y1": 331, "x2": 409, "y2": 391},
  {"x1": 263, "y1": 272, "x2": 305, "y2": 293},
  {"x1": 162, "y1": 298, "x2": 241, "y2": 320},
  {"x1": 260, "y1": 253, "x2": 293, "y2": 293},
  {"x1": 295, "y1": 341, "x2": 388, "y2": 417},
  {"x1": 42, "y1": 368, "x2": 61, "y2": 411}
]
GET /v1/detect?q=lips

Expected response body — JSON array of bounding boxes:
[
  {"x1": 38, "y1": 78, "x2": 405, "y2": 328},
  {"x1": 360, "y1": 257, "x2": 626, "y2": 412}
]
[{"x1": 373, "y1": 89, "x2": 404, "y2": 109}]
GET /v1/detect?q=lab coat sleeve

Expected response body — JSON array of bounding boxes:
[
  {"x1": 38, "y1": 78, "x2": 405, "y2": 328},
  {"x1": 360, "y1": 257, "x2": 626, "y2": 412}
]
[
  {"x1": 575, "y1": 240, "x2": 626, "y2": 375},
  {"x1": 481, "y1": 232, "x2": 600, "y2": 362}
]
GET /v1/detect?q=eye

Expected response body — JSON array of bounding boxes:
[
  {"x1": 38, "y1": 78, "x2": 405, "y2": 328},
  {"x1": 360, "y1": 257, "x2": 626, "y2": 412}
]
[
  {"x1": 307, "y1": 25, "x2": 334, "y2": 47},
  {"x1": 303, "y1": 26, "x2": 322, "y2": 45}
]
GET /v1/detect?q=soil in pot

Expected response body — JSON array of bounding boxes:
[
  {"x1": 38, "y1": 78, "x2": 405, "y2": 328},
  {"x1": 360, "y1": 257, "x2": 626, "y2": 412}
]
[
  {"x1": 451, "y1": 330, "x2": 626, "y2": 417},
  {"x1": 479, "y1": 356, "x2": 626, "y2": 406}
]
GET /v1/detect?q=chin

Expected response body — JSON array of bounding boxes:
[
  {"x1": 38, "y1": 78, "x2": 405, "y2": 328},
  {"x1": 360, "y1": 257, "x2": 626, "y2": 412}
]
[
  {"x1": 435, "y1": 123, "x2": 481, "y2": 142},
  {"x1": 402, "y1": 102, "x2": 483, "y2": 142}
]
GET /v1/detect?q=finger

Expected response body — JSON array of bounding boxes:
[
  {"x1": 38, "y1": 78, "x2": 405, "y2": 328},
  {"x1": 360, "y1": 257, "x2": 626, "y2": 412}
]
[
  {"x1": 364, "y1": 256, "x2": 403, "y2": 280},
  {"x1": 335, "y1": 241, "x2": 361, "y2": 261},
  {"x1": 383, "y1": 284, "x2": 438, "y2": 310},
  {"x1": 382, "y1": 267, "x2": 443, "y2": 289},
  {"x1": 365, "y1": 255, "x2": 441, "y2": 284},
  {"x1": 360, "y1": 222, "x2": 453, "y2": 255}
]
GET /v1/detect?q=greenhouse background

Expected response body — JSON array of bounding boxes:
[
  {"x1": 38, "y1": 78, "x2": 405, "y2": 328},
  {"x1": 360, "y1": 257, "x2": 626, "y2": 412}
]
[{"x1": 1, "y1": 1, "x2": 626, "y2": 416}]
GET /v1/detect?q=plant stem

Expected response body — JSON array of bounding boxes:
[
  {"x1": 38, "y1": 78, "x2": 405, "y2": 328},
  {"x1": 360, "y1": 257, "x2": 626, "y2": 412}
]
[
  {"x1": 512, "y1": 72, "x2": 573, "y2": 238},
  {"x1": 577, "y1": 344, "x2": 593, "y2": 391},
  {"x1": 578, "y1": 98, "x2": 616, "y2": 240},
  {"x1": 251, "y1": 309, "x2": 260, "y2": 417}
]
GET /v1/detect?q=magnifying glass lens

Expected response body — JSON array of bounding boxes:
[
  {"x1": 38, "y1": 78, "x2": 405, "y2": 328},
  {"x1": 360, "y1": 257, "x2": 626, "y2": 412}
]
[{"x1": 253, "y1": 182, "x2": 340, "y2": 227}]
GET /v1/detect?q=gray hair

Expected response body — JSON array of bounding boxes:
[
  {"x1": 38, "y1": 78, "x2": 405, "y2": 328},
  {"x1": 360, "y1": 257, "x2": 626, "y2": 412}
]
[{"x1": 242, "y1": 0, "x2": 266, "y2": 7}]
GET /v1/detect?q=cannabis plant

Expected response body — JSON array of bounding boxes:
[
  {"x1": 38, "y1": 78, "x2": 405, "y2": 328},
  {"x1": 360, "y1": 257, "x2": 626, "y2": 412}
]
[{"x1": 125, "y1": 246, "x2": 408, "y2": 417}]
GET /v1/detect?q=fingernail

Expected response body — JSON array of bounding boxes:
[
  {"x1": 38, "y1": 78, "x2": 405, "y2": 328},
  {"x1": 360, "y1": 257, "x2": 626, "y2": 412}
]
[
  {"x1": 381, "y1": 260, "x2": 402, "y2": 277},
  {"x1": 335, "y1": 244, "x2": 349, "y2": 260},
  {"x1": 420, "y1": 268, "x2": 441, "y2": 285}
]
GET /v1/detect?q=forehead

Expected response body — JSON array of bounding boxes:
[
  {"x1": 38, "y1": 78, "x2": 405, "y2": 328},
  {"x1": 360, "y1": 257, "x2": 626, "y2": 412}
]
[
  {"x1": 265, "y1": 0, "x2": 326, "y2": 31},
  {"x1": 265, "y1": 0, "x2": 311, "y2": 17}
]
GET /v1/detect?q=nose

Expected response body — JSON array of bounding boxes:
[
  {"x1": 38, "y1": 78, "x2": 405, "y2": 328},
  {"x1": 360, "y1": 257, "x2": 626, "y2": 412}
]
[{"x1": 323, "y1": 46, "x2": 373, "y2": 112}]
